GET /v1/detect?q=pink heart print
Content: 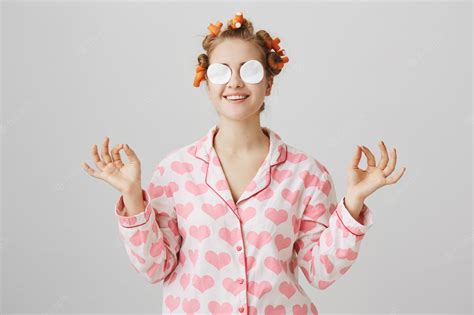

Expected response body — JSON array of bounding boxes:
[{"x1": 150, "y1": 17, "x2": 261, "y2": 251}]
[
  {"x1": 189, "y1": 225, "x2": 211, "y2": 241},
  {"x1": 171, "y1": 161, "x2": 194, "y2": 174},
  {"x1": 182, "y1": 298, "x2": 200, "y2": 314},
  {"x1": 119, "y1": 215, "x2": 137, "y2": 226},
  {"x1": 223, "y1": 277, "x2": 246, "y2": 296},
  {"x1": 320, "y1": 254, "x2": 335, "y2": 273},
  {"x1": 246, "y1": 256, "x2": 256, "y2": 270},
  {"x1": 256, "y1": 187, "x2": 274, "y2": 201},
  {"x1": 248, "y1": 280, "x2": 272, "y2": 298},
  {"x1": 180, "y1": 273, "x2": 191, "y2": 289},
  {"x1": 239, "y1": 206, "x2": 256, "y2": 222},
  {"x1": 208, "y1": 301, "x2": 233, "y2": 315},
  {"x1": 164, "y1": 182, "x2": 179, "y2": 197},
  {"x1": 336, "y1": 248, "x2": 358, "y2": 260},
  {"x1": 185, "y1": 181, "x2": 208, "y2": 195},
  {"x1": 279, "y1": 281, "x2": 296, "y2": 299},
  {"x1": 318, "y1": 279, "x2": 336, "y2": 290},
  {"x1": 300, "y1": 171, "x2": 320, "y2": 188},
  {"x1": 264, "y1": 256, "x2": 283, "y2": 275},
  {"x1": 192, "y1": 274, "x2": 214, "y2": 293},
  {"x1": 264, "y1": 304, "x2": 285, "y2": 315},
  {"x1": 150, "y1": 238, "x2": 165, "y2": 257},
  {"x1": 286, "y1": 151, "x2": 307, "y2": 163},
  {"x1": 292, "y1": 215, "x2": 301, "y2": 234},
  {"x1": 272, "y1": 169, "x2": 292, "y2": 183},
  {"x1": 247, "y1": 231, "x2": 272, "y2": 249},
  {"x1": 202, "y1": 203, "x2": 227, "y2": 220},
  {"x1": 164, "y1": 295, "x2": 180, "y2": 312},
  {"x1": 265, "y1": 208, "x2": 288, "y2": 225},
  {"x1": 218, "y1": 227, "x2": 241, "y2": 246},
  {"x1": 318, "y1": 177, "x2": 332, "y2": 196},
  {"x1": 340, "y1": 265, "x2": 352, "y2": 275},
  {"x1": 274, "y1": 234, "x2": 291, "y2": 251},
  {"x1": 282, "y1": 188, "x2": 301, "y2": 205},
  {"x1": 304, "y1": 203, "x2": 327, "y2": 221},
  {"x1": 129, "y1": 229, "x2": 149, "y2": 247},
  {"x1": 179, "y1": 250, "x2": 186, "y2": 266},
  {"x1": 293, "y1": 304, "x2": 308, "y2": 315},
  {"x1": 148, "y1": 182, "x2": 165, "y2": 198},
  {"x1": 188, "y1": 249, "x2": 198, "y2": 265},
  {"x1": 205, "y1": 251, "x2": 231, "y2": 270},
  {"x1": 176, "y1": 202, "x2": 194, "y2": 219},
  {"x1": 146, "y1": 261, "x2": 160, "y2": 278}
]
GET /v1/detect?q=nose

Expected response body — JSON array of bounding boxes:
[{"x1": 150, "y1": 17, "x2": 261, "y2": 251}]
[{"x1": 226, "y1": 67, "x2": 244, "y2": 88}]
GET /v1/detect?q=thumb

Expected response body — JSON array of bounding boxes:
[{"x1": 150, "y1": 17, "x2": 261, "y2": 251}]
[{"x1": 123, "y1": 144, "x2": 140, "y2": 163}]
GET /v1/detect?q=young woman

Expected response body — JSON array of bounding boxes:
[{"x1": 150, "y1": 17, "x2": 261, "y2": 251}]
[{"x1": 81, "y1": 11, "x2": 405, "y2": 315}]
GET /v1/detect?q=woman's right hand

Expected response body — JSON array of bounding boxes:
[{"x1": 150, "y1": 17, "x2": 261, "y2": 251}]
[{"x1": 81, "y1": 136, "x2": 142, "y2": 193}]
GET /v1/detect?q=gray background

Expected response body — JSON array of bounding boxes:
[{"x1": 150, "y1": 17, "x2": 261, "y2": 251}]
[{"x1": 2, "y1": 1, "x2": 472, "y2": 314}]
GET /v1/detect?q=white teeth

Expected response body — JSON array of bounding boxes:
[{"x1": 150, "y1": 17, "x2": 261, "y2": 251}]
[{"x1": 225, "y1": 95, "x2": 248, "y2": 100}]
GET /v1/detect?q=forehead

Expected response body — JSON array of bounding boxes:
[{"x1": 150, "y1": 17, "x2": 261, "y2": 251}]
[{"x1": 210, "y1": 39, "x2": 263, "y2": 64}]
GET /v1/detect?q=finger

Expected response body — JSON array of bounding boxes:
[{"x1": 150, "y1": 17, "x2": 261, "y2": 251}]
[
  {"x1": 91, "y1": 143, "x2": 106, "y2": 170},
  {"x1": 361, "y1": 145, "x2": 376, "y2": 167},
  {"x1": 111, "y1": 143, "x2": 125, "y2": 168},
  {"x1": 101, "y1": 136, "x2": 113, "y2": 164},
  {"x1": 81, "y1": 161, "x2": 104, "y2": 180},
  {"x1": 123, "y1": 144, "x2": 140, "y2": 163},
  {"x1": 385, "y1": 166, "x2": 406, "y2": 185},
  {"x1": 383, "y1": 147, "x2": 397, "y2": 177},
  {"x1": 377, "y1": 140, "x2": 389, "y2": 170},
  {"x1": 350, "y1": 145, "x2": 363, "y2": 169}
]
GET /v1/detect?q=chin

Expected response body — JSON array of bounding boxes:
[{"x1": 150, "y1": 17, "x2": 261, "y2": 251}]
[{"x1": 217, "y1": 106, "x2": 261, "y2": 120}]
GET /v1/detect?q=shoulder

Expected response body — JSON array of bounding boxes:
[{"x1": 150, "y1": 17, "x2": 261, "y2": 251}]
[
  {"x1": 284, "y1": 142, "x2": 331, "y2": 179},
  {"x1": 150, "y1": 137, "x2": 203, "y2": 180}
]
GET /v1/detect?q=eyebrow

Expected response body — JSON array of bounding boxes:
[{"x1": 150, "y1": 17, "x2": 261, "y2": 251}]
[{"x1": 221, "y1": 62, "x2": 246, "y2": 66}]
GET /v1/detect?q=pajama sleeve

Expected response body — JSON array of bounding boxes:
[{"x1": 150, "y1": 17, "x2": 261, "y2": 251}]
[
  {"x1": 293, "y1": 168, "x2": 374, "y2": 290},
  {"x1": 114, "y1": 165, "x2": 182, "y2": 284}
]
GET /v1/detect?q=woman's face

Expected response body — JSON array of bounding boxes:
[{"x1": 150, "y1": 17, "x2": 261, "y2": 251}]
[{"x1": 205, "y1": 38, "x2": 273, "y2": 120}]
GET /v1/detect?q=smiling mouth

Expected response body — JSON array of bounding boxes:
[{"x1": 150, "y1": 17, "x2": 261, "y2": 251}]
[{"x1": 223, "y1": 95, "x2": 250, "y2": 100}]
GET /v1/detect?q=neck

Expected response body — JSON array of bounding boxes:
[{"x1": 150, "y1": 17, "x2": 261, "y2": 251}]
[{"x1": 213, "y1": 118, "x2": 269, "y2": 156}]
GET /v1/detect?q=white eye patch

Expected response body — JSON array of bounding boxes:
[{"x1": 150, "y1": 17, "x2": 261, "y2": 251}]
[{"x1": 206, "y1": 59, "x2": 264, "y2": 85}]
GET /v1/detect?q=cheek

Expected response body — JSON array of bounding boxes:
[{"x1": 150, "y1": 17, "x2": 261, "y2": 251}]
[
  {"x1": 208, "y1": 86, "x2": 223, "y2": 99},
  {"x1": 250, "y1": 85, "x2": 266, "y2": 98}
]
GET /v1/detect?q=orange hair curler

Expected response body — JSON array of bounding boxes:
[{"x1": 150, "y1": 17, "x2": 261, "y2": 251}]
[
  {"x1": 263, "y1": 36, "x2": 289, "y2": 70},
  {"x1": 208, "y1": 21, "x2": 223, "y2": 37},
  {"x1": 193, "y1": 65, "x2": 206, "y2": 87},
  {"x1": 230, "y1": 12, "x2": 244, "y2": 29}
]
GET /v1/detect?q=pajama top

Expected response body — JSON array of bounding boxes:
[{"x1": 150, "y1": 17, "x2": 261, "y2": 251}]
[{"x1": 114, "y1": 124, "x2": 375, "y2": 315}]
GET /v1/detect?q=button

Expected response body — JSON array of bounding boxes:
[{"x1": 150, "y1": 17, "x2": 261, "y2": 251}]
[
  {"x1": 236, "y1": 245, "x2": 242, "y2": 251},
  {"x1": 238, "y1": 278, "x2": 244, "y2": 284},
  {"x1": 239, "y1": 306, "x2": 245, "y2": 313}
]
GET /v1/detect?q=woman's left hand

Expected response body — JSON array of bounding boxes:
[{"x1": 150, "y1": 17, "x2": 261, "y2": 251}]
[{"x1": 346, "y1": 140, "x2": 406, "y2": 201}]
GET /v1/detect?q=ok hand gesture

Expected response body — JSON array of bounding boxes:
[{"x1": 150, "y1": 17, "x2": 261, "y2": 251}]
[
  {"x1": 346, "y1": 140, "x2": 406, "y2": 200},
  {"x1": 81, "y1": 137, "x2": 142, "y2": 193}
]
